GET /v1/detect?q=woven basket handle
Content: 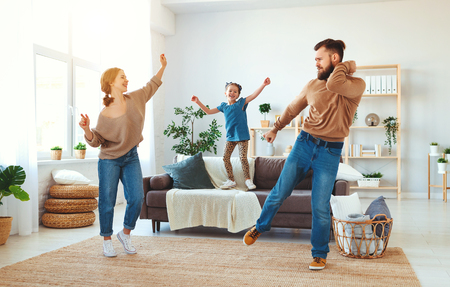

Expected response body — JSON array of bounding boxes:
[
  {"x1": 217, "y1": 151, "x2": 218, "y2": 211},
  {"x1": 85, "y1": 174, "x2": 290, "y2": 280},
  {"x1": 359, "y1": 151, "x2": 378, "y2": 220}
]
[{"x1": 371, "y1": 214, "x2": 388, "y2": 221}]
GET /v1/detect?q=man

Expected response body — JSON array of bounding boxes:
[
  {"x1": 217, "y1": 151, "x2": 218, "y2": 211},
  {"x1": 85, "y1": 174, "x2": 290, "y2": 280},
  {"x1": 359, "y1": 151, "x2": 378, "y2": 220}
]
[{"x1": 243, "y1": 39, "x2": 365, "y2": 270}]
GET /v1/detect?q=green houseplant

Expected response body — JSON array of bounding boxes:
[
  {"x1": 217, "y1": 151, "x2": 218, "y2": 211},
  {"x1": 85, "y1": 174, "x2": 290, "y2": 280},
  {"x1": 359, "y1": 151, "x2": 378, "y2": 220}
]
[
  {"x1": 73, "y1": 142, "x2": 87, "y2": 159},
  {"x1": 50, "y1": 146, "x2": 63, "y2": 160},
  {"x1": 0, "y1": 165, "x2": 30, "y2": 245},
  {"x1": 444, "y1": 147, "x2": 450, "y2": 161},
  {"x1": 259, "y1": 103, "x2": 271, "y2": 127},
  {"x1": 430, "y1": 142, "x2": 439, "y2": 155},
  {"x1": 382, "y1": 116, "x2": 398, "y2": 155},
  {"x1": 164, "y1": 106, "x2": 222, "y2": 156},
  {"x1": 358, "y1": 172, "x2": 383, "y2": 188},
  {"x1": 437, "y1": 157, "x2": 448, "y2": 173}
]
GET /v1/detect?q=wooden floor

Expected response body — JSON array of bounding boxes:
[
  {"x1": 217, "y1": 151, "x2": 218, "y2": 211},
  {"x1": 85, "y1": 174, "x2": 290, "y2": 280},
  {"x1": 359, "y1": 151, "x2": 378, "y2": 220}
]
[{"x1": 1, "y1": 198, "x2": 448, "y2": 286}]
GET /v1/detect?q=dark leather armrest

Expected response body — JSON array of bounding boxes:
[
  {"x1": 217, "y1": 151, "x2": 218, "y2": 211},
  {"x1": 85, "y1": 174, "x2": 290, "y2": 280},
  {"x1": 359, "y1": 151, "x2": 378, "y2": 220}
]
[
  {"x1": 141, "y1": 173, "x2": 173, "y2": 219},
  {"x1": 333, "y1": 180, "x2": 349, "y2": 196}
]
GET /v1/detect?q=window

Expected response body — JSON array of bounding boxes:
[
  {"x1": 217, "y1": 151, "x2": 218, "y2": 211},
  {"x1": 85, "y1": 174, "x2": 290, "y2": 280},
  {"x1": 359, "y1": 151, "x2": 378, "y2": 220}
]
[{"x1": 33, "y1": 0, "x2": 102, "y2": 160}]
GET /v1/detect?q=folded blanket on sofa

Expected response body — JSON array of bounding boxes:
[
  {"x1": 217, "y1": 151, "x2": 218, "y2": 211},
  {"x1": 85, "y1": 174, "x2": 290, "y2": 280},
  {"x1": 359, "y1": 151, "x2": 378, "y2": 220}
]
[{"x1": 166, "y1": 188, "x2": 261, "y2": 233}]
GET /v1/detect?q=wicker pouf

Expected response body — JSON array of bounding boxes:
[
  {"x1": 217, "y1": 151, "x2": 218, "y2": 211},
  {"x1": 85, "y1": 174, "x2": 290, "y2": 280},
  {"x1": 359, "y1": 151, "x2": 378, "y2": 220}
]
[
  {"x1": 49, "y1": 184, "x2": 99, "y2": 199},
  {"x1": 42, "y1": 212, "x2": 96, "y2": 228},
  {"x1": 44, "y1": 198, "x2": 97, "y2": 213},
  {"x1": 0, "y1": 216, "x2": 13, "y2": 245}
]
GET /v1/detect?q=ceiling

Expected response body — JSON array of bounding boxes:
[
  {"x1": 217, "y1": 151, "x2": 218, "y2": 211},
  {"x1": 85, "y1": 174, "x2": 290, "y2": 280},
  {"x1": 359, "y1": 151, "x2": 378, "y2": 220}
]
[{"x1": 161, "y1": 0, "x2": 401, "y2": 14}]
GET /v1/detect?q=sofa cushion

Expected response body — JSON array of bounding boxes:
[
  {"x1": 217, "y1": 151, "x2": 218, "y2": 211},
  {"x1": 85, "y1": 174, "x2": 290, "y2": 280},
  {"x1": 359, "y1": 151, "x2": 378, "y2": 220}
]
[
  {"x1": 162, "y1": 152, "x2": 214, "y2": 189},
  {"x1": 365, "y1": 196, "x2": 391, "y2": 237},
  {"x1": 254, "y1": 157, "x2": 312, "y2": 190}
]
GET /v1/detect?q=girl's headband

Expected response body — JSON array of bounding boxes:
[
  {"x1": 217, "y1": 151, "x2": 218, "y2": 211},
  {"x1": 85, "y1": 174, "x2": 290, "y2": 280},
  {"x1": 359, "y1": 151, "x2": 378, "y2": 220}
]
[{"x1": 225, "y1": 82, "x2": 242, "y2": 92}]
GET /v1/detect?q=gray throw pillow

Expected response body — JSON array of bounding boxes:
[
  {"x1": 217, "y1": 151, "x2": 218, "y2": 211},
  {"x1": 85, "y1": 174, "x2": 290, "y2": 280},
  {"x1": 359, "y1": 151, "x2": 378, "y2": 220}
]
[
  {"x1": 162, "y1": 152, "x2": 214, "y2": 189},
  {"x1": 364, "y1": 196, "x2": 391, "y2": 237}
]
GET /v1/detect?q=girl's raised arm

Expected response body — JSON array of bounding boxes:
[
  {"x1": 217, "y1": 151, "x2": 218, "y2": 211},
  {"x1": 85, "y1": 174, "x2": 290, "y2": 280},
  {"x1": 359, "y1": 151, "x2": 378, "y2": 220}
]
[{"x1": 191, "y1": 95, "x2": 220, "y2": 115}]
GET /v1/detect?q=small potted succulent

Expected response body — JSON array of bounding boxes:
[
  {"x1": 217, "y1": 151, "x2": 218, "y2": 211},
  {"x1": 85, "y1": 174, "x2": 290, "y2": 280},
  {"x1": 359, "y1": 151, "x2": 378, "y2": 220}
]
[
  {"x1": 0, "y1": 165, "x2": 30, "y2": 245},
  {"x1": 444, "y1": 147, "x2": 450, "y2": 161},
  {"x1": 437, "y1": 158, "x2": 448, "y2": 174},
  {"x1": 259, "y1": 103, "x2": 271, "y2": 127},
  {"x1": 73, "y1": 142, "x2": 87, "y2": 159},
  {"x1": 430, "y1": 142, "x2": 439, "y2": 154},
  {"x1": 50, "y1": 146, "x2": 63, "y2": 160},
  {"x1": 358, "y1": 172, "x2": 383, "y2": 188}
]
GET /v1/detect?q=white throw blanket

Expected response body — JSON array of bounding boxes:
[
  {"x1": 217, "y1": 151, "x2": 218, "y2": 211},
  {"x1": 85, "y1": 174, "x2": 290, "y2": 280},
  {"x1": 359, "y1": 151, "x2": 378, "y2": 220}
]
[{"x1": 166, "y1": 156, "x2": 261, "y2": 233}]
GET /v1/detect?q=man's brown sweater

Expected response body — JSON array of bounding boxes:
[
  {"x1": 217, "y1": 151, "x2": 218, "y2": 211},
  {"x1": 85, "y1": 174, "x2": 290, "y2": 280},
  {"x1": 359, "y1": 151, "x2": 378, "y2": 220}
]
[
  {"x1": 85, "y1": 76, "x2": 162, "y2": 159},
  {"x1": 271, "y1": 61, "x2": 366, "y2": 142}
]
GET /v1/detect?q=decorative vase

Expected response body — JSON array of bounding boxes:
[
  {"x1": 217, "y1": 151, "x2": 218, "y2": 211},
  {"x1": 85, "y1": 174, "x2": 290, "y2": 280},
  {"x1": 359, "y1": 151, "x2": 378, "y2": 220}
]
[
  {"x1": 260, "y1": 120, "x2": 270, "y2": 128},
  {"x1": 266, "y1": 142, "x2": 274, "y2": 156},
  {"x1": 446, "y1": 154, "x2": 450, "y2": 162},
  {"x1": 50, "y1": 150, "x2": 62, "y2": 160},
  {"x1": 430, "y1": 145, "x2": 438, "y2": 155},
  {"x1": 0, "y1": 216, "x2": 13, "y2": 245},
  {"x1": 74, "y1": 150, "x2": 86, "y2": 159}
]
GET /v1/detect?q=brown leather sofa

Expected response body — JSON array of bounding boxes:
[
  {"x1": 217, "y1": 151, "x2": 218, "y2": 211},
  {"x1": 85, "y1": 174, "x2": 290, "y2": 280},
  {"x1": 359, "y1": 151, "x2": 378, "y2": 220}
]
[{"x1": 140, "y1": 156, "x2": 350, "y2": 233}]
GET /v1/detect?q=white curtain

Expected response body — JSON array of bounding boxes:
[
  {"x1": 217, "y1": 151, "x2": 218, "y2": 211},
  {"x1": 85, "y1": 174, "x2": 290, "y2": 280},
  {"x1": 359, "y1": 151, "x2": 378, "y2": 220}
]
[{"x1": 0, "y1": 0, "x2": 39, "y2": 235}]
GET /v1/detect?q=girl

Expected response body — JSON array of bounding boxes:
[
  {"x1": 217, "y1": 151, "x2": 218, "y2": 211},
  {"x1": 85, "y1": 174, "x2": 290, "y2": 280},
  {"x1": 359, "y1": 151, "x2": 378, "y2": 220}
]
[
  {"x1": 191, "y1": 77, "x2": 271, "y2": 189},
  {"x1": 79, "y1": 54, "x2": 167, "y2": 257}
]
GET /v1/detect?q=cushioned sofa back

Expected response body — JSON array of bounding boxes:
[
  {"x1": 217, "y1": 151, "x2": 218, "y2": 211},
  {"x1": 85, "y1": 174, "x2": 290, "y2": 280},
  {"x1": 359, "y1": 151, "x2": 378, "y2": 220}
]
[{"x1": 254, "y1": 157, "x2": 313, "y2": 190}]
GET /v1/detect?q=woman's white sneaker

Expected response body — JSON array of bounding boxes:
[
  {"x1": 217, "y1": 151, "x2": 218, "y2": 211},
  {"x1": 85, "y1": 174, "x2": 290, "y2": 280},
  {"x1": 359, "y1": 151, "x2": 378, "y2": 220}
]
[
  {"x1": 220, "y1": 180, "x2": 237, "y2": 189},
  {"x1": 117, "y1": 230, "x2": 137, "y2": 254},
  {"x1": 103, "y1": 240, "x2": 117, "y2": 257}
]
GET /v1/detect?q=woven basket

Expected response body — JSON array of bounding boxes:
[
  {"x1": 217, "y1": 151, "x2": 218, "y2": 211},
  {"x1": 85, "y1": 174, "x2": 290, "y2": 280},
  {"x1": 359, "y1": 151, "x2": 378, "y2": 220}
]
[
  {"x1": 332, "y1": 214, "x2": 393, "y2": 259},
  {"x1": 49, "y1": 184, "x2": 99, "y2": 199},
  {"x1": 0, "y1": 216, "x2": 13, "y2": 245},
  {"x1": 42, "y1": 212, "x2": 95, "y2": 228},
  {"x1": 357, "y1": 178, "x2": 380, "y2": 187},
  {"x1": 44, "y1": 198, "x2": 97, "y2": 213}
]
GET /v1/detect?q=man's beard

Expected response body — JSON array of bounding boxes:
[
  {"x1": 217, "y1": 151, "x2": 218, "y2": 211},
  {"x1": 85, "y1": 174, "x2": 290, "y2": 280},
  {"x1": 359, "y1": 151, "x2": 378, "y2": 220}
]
[{"x1": 317, "y1": 64, "x2": 334, "y2": 80}]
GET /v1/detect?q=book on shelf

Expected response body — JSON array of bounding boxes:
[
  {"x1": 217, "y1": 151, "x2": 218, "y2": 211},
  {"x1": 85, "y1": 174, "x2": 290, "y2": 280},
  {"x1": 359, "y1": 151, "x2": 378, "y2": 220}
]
[
  {"x1": 349, "y1": 144, "x2": 381, "y2": 157},
  {"x1": 386, "y1": 75, "x2": 392, "y2": 93},
  {"x1": 375, "y1": 144, "x2": 381, "y2": 157},
  {"x1": 365, "y1": 76, "x2": 371, "y2": 94},
  {"x1": 381, "y1": 75, "x2": 387, "y2": 94},
  {"x1": 391, "y1": 75, "x2": 397, "y2": 93},
  {"x1": 349, "y1": 144, "x2": 362, "y2": 157}
]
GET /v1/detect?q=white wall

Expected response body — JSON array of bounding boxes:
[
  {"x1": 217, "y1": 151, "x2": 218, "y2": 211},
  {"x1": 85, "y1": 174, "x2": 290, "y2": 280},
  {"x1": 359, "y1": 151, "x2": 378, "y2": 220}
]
[{"x1": 163, "y1": 0, "x2": 450, "y2": 198}]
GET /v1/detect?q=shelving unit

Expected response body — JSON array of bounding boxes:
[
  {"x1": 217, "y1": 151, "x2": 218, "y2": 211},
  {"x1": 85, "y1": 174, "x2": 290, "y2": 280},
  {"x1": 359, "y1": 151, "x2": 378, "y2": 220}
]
[
  {"x1": 344, "y1": 64, "x2": 402, "y2": 199},
  {"x1": 249, "y1": 115, "x2": 301, "y2": 158}
]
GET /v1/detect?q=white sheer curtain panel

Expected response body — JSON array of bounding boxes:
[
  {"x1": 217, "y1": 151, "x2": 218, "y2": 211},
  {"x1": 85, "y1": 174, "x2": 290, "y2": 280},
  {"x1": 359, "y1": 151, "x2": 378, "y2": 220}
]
[{"x1": 0, "y1": 0, "x2": 39, "y2": 235}]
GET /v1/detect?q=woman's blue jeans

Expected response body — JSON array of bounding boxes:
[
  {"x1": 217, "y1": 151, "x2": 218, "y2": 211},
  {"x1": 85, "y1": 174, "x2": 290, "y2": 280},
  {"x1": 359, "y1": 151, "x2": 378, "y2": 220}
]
[
  {"x1": 98, "y1": 146, "x2": 144, "y2": 237},
  {"x1": 255, "y1": 131, "x2": 342, "y2": 259}
]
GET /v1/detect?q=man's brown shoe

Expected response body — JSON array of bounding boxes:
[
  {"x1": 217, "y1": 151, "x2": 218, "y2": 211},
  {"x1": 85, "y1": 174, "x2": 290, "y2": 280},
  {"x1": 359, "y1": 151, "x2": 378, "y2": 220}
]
[
  {"x1": 243, "y1": 227, "x2": 261, "y2": 246},
  {"x1": 309, "y1": 257, "x2": 326, "y2": 270}
]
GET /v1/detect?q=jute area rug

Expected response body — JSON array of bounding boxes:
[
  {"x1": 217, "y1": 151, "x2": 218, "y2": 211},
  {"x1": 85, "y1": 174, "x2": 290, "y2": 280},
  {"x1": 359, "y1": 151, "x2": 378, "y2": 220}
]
[{"x1": 0, "y1": 236, "x2": 420, "y2": 287}]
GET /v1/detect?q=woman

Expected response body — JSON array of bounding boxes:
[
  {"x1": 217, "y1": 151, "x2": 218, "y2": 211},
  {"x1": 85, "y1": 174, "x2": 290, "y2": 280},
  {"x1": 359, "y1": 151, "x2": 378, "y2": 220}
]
[{"x1": 79, "y1": 54, "x2": 167, "y2": 257}]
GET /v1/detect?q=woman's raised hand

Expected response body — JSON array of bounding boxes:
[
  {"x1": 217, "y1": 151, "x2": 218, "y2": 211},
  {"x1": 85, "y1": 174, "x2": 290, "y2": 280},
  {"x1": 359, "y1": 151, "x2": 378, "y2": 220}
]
[
  {"x1": 263, "y1": 77, "x2": 271, "y2": 86},
  {"x1": 160, "y1": 54, "x2": 167, "y2": 67},
  {"x1": 191, "y1": 95, "x2": 199, "y2": 103},
  {"x1": 79, "y1": 114, "x2": 90, "y2": 131}
]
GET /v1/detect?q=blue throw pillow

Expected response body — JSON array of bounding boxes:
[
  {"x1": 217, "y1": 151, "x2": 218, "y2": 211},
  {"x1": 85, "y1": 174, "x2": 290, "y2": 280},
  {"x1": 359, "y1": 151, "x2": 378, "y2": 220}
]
[
  {"x1": 364, "y1": 196, "x2": 392, "y2": 237},
  {"x1": 162, "y1": 152, "x2": 215, "y2": 189}
]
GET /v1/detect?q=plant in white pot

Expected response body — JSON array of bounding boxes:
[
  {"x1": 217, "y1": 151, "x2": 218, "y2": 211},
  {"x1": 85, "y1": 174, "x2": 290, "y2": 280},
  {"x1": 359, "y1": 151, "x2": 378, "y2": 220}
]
[
  {"x1": 437, "y1": 158, "x2": 448, "y2": 174},
  {"x1": 430, "y1": 142, "x2": 439, "y2": 155},
  {"x1": 444, "y1": 148, "x2": 450, "y2": 161},
  {"x1": 0, "y1": 165, "x2": 30, "y2": 245},
  {"x1": 259, "y1": 103, "x2": 271, "y2": 127},
  {"x1": 358, "y1": 172, "x2": 383, "y2": 188}
]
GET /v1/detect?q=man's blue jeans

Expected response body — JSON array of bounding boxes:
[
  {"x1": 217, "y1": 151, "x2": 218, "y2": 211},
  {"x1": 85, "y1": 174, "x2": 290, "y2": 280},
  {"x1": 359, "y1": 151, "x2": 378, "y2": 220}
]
[
  {"x1": 98, "y1": 146, "x2": 144, "y2": 237},
  {"x1": 256, "y1": 131, "x2": 342, "y2": 259}
]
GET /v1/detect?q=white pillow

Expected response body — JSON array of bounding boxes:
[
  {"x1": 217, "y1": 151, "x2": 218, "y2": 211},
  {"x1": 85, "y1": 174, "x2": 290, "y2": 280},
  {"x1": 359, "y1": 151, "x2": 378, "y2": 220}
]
[
  {"x1": 336, "y1": 163, "x2": 363, "y2": 181},
  {"x1": 330, "y1": 192, "x2": 362, "y2": 220},
  {"x1": 52, "y1": 169, "x2": 91, "y2": 185}
]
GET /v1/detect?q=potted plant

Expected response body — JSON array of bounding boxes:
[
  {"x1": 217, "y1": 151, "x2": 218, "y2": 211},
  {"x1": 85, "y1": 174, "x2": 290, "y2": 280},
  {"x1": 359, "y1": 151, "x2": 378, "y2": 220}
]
[
  {"x1": 382, "y1": 116, "x2": 398, "y2": 155},
  {"x1": 430, "y1": 142, "x2": 439, "y2": 155},
  {"x1": 437, "y1": 158, "x2": 448, "y2": 174},
  {"x1": 73, "y1": 142, "x2": 87, "y2": 159},
  {"x1": 0, "y1": 165, "x2": 30, "y2": 245},
  {"x1": 358, "y1": 172, "x2": 383, "y2": 188},
  {"x1": 259, "y1": 103, "x2": 271, "y2": 127},
  {"x1": 50, "y1": 146, "x2": 63, "y2": 160},
  {"x1": 444, "y1": 147, "x2": 450, "y2": 161},
  {"x1": 164, "y1": 106, "x2": 222, "y2": 155}
]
